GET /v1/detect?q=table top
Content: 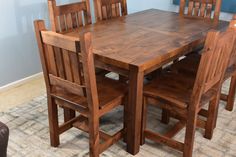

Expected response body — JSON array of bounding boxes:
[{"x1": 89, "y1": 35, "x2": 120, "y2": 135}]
[{"x1": 63, "y1": 9, "x2": 229, "y2": 72}]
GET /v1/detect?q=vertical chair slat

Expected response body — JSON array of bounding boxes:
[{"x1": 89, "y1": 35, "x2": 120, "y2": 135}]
[
  {"x1": 77, "y1": 11, "x2": 84, "y2": 26},
  {"x1": 59, "y1": 15, "x2": 67, "y2": 32},
  {"x1": 46, "y1": 45, "x2": 58, "y2": 76},
  {"x1": 112, "y1": 4, "x2": 116, "y2": 17},
  {"x1": 54, "y1": 47, "x2": 66, "y2": 79},
  {"x1": 66, "y1": 14, "x2": 73, "y2": 30},
  {"x1": 193, "y1": 2, "x2": 200, "y2": 16},
  {"x1": 62, "y1": 50, "x2": 73, "y2": 81},
  {"x1": 71, "y1": 12, "x2": 78, "y2": 28},
  {"x1": 115, "y1": 3, "x2": 120, "y2": 17},
  {"x1": 188, "y1": 1, "x2": 194, "y2": 16},
  {"x1": 200, "y1": 3, "x2": 206, "y2": 17},
  {"x1": 70, "y1": 52, "x2": 85, "y2": 96}
]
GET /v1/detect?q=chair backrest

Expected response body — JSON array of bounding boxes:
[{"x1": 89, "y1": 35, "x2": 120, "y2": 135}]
[
  {"x1": 48, "y1": 0, "x2": 92, "y2": 32},
  {"x1": 228, "y1": 15, "x2": 236, "y2": 67},
  {"x1": 34, "y1": 20, "x2": 99, "y2": 110},
  {"x1": 229, "y1": 15, "x2": 236, "y2": 30},
  {"x1": 191, "y1": 28, "x2": 236, "y2": 108},
  {"x1": 179, "y1": 0, "x2": 222, "y2": 22},
  {"x1": 94, "y1": 0, "x2": 127, "y2": 21}
]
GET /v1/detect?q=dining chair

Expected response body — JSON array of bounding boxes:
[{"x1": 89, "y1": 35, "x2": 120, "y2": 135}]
[
  {"x1": 169, "y1": 17, "x2": 236, "y2": 112},
  {"x1": 141, "y1": 29, "x2": 236, "y2": 157},
  {"x1": 93, "y1": 0, "x2": 128, "y2": 21},
  {"x1": 179, "y1": 0, "x2": 222, "y2": 22},
  {"x1": 48, "y1": 0, "x2": 91, "y2": 32},
  {"x1": 220, "y1": 16, "x2": 236, "y2": 111},
  {"x1": 34, "y1": 20, "x2": 127, "y2": 157}
]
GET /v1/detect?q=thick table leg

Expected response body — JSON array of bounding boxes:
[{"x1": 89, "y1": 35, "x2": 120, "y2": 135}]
[{"x1": 127, "y1": 65, "x2": 144, "y2": 155}]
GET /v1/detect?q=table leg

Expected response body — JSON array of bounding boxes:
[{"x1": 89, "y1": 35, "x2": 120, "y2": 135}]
[{"x1": 127, "y1": 65, "x2": 144, "y2": 155}]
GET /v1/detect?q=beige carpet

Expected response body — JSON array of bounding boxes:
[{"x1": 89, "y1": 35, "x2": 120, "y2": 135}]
[{"x1": 0, "y1": 80, "x2": 235, "y2": 157}]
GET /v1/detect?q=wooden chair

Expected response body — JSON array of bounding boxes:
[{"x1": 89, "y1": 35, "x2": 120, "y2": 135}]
[
  {"x1": 169, "y1": 17, "x2": 236, "y2": 111},
  {"x1": 179, "y1": 0, "x2": 222, "y2": 22},
  {"x1": 48, "y1": 0, "x2": 91, "y2": 32},
  {"x1": 141, "y1": 30, "x2": 236, "y2": 157},
  {"x1": 34, "y1": 20, "x2": 127, "y2": 157},
  {"x1": 221, "y1": 16, "x2": 236, "y2": 111},
  {"x1": 93, "y1": 0, "x2": 127, "y2": 21}
]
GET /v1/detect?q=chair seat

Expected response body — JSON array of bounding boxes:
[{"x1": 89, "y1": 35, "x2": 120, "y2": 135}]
[
  {"x1": 51, "y1": 76, "x2": 127, "y2": 111},
  {"x1": 144, "y1": 68, "x2": 217, "y2": 109}
]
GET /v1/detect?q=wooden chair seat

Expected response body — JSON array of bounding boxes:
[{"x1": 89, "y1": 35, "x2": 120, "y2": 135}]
[
  {"x1": 144, "y1": 71, "x2": 217, "y2": 110},
  {"x1": 52, "y1": 76, "x2": 127, "y2": 113}
]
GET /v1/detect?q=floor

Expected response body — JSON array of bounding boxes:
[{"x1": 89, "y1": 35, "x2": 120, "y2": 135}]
[
  {"x1": 0, "y1": 74, "x2": 46, "y2": 112},
  {"x1": 0, "y1": 75, "x2": 235, "y2": 157}
]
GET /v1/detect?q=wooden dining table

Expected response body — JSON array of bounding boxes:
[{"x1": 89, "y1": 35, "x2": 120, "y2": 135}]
[{"x1": 62, "y1": 9, "x2": 229, "y2": 155}]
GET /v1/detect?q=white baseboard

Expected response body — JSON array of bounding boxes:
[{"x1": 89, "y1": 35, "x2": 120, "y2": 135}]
[{"x1": 0, "y1": 72, "x2": 43, "y2": 92}]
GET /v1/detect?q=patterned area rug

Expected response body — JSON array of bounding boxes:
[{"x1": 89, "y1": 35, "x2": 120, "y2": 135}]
[{"x1": 0, "y1": 80, "x2": 235, "y2": 157}]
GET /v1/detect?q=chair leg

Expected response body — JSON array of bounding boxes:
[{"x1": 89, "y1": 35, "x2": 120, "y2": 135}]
[
  {"x1": 89, "y1": 116, "x2": 100, "y2": 157},
  {"x1": 161, "y1": 109, "x2": 170, "y2": 124},
  {"x1": 119, "y1": 75, "x2": 128, "y2": 83},
  {"x1": 141, "y1": 97, "x2": 148, "y2": 145},
  {"x1": 123, "y1": 96, "x2": 129, "y2": 143},
  {"x1": 63, "y1": 108, "x2": 76, "y2": 122},
  {"x1": 226, "y1": 75, "x2": 236, "y2": 111},
  {"x1": 48, "y1": 96, "x2": 60, "y2": 147},
  {"x1": 204, "y1": 94, "x2": 220, "y2": 140},
  {"x1": 183, "y1": 110, "x2": 198, "y2": 157}
]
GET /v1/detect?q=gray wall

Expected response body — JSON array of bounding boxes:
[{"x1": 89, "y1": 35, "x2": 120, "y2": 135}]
[
  {"x1": 0, "y1": 0, "x2": 86, "y2": 87},
  {"x1": 0, "y1": 0, "x2": 233, "y2": 87}
]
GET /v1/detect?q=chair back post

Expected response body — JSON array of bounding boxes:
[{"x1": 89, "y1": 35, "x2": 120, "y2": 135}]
[
  {"x1": 80, "y1": 32, "x2": 100, "y2": 115},
  {"x1": 48, "y1": 0, "x2": 59, "y2": 32},
  {"x1": 34, "y1": 20, "x2": 51, "y2": 94}
]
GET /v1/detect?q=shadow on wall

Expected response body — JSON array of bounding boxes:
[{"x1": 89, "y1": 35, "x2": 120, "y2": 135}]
[{"x1": 0, "y1": 0, "x2": 49, "y2": 87}]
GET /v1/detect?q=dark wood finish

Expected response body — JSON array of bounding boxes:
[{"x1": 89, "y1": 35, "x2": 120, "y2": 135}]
[
  {"x1": 142, "y1": 30, "x2": 236, "y2": 157},
  {"x1": 94, "y1": 0, "x2": 127, "y2": 21},
  {"x1": 179, "y1": 0, "x2": 222, "y2": 22},
  {"x1": 61, "y1": 9, "x2": 228, "y2": 155},
  {"x1": 169, "y1": 17, "x2": 236, "y2": 112},
  {"x1": 223, "y1": 16, "x2": 236, "y2": 111},
  {"x1": 34, "y1": 20, "x2": 127, "y2": 157},
  {"x1": 48, "y1": 0, "x2": 91, "y2": 32}
]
